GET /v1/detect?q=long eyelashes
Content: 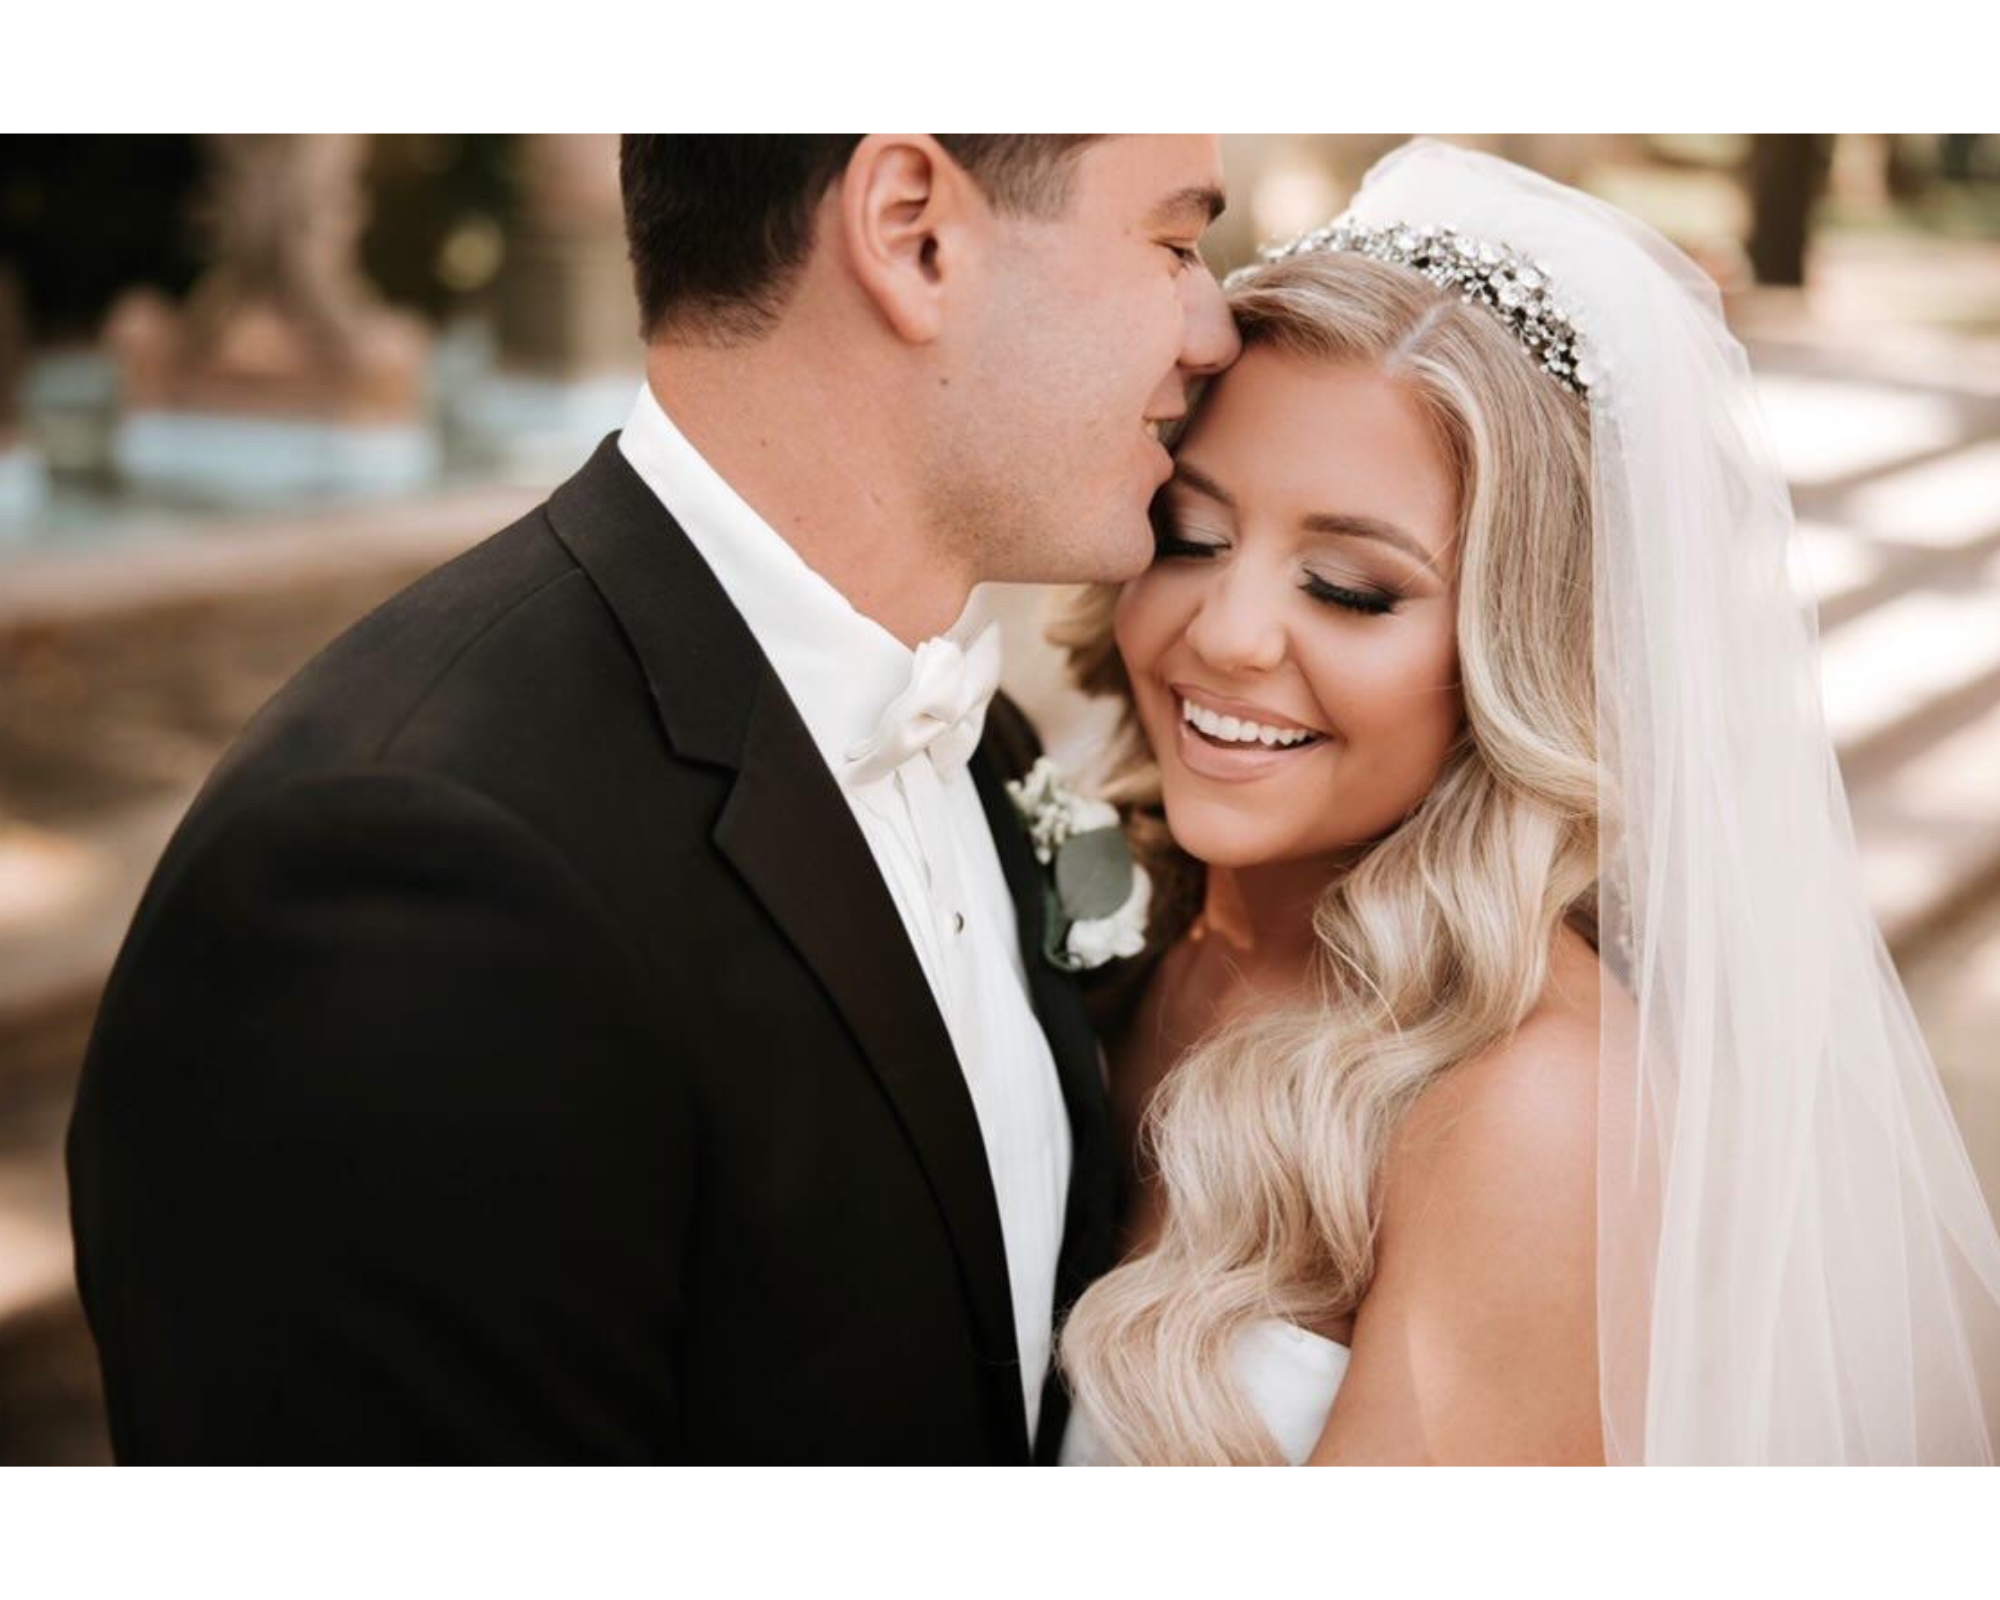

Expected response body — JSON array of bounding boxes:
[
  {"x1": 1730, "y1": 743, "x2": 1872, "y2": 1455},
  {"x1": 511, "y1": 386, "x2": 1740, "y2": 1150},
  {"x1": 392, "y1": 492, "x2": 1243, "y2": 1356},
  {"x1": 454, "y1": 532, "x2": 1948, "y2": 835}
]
[
  {"x1": 1151, "y1": 525, "x2": 1402, "y2": 619},
  {"x1": 1301, "y1": 574, "x2": 1399, "y2": 617},
  {"x1": 1152, "y1": 531, "x2": 1221, "y2": 561}
]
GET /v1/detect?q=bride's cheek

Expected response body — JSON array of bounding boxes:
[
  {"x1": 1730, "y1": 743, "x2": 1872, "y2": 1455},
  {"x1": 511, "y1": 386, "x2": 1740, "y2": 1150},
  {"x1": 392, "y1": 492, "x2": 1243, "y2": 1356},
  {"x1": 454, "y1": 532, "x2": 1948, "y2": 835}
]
[
  {"x1": 1116, "y1": 576, "x2": 1185, "y2": 664},
  {"x1": 1110, "y1": 586, "x2": 1150, "y2": 662}
]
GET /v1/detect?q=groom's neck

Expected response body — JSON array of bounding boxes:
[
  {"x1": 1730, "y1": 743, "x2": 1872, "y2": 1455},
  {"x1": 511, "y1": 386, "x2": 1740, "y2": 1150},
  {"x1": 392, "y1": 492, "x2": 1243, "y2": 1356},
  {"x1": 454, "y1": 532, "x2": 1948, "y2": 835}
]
[{"x1": 643, "y1": 336, "x2": 974, "y2": 649}]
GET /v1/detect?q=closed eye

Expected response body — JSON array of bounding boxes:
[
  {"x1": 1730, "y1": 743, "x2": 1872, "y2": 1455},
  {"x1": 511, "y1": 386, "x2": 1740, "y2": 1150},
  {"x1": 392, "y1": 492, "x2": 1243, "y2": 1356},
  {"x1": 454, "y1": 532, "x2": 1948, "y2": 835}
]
[
  {"x1": 1154, "y1": 531, "x2": 1222, "y2": 560},
  {"x1": 1302, "y1": 573, "x2": 1399, "y2": 616},
  {"x1": 1152, "y1": 520, "x2": 1224, "y2": 564},
  {"x1": 1151, "y1": 503, "x2": 1224, "y2": 560}
]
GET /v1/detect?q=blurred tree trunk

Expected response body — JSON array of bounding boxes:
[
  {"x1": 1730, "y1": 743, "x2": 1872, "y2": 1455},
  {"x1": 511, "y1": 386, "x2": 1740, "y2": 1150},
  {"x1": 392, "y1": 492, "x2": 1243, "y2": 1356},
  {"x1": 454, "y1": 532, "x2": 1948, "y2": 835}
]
[
  {"x1": 0, "y1": 266, "x2": 23, "y2": 436},
  {"x1": 1884, "y1": 134, "x2": 1927, "y2": 200},
  {"x1": 1746, "y1": 135, "x2": 1832, "y2": 287},
  {"x1": 496, "y1": 135, "x2": 633, "y2": 380},
  {"x1": 1940, "y1": 134, "x2": 1979, "y2": 182}
]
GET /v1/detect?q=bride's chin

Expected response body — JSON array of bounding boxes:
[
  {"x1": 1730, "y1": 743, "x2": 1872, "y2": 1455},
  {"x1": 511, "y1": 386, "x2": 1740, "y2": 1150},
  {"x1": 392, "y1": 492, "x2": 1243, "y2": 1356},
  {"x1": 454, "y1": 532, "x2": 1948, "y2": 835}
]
[{"x1": 1158, "y1": 799, "x2": 1273, "y2": 871}]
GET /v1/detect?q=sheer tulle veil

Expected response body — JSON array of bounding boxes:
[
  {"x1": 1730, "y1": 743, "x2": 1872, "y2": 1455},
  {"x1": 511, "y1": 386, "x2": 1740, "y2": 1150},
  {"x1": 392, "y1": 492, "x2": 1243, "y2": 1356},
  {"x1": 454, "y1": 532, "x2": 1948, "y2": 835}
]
[{"x1": 1338, "y1": 140, "x2": 2000, "y2": 1462}]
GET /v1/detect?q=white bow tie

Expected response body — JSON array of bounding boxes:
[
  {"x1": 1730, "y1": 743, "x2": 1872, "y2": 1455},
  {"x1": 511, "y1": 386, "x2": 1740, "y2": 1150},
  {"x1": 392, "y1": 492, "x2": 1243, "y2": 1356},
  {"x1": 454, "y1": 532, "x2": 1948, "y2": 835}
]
[{"x1": 843, "y1": 622, "x2": 1003, "y2": 787}]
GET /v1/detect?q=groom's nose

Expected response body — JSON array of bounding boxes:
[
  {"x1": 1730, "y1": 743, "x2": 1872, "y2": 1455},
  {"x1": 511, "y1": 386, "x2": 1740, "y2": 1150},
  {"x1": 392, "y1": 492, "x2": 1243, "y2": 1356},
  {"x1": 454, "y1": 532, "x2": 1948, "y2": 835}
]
[{"x1": 1179, "y1": 263, "x2": 1240, "y2": 377}]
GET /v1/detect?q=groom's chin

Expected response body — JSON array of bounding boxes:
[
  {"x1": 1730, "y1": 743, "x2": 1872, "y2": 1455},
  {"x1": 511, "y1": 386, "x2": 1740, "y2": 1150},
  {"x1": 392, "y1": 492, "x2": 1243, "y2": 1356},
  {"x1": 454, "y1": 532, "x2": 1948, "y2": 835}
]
[
  {"x1": 1081, "y1": 507, "x2": 1159, "y2": 586},
  {"x1": 996, "y1": 503, "x2": 1151, "y2": 587}
]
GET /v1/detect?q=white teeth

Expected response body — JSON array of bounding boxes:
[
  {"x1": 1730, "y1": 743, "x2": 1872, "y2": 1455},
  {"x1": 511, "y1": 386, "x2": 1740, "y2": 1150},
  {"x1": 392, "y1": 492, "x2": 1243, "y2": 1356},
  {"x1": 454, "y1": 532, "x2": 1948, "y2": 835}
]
[{"x1": 1179, "y1": 696, "x2": 1317, "y2": 749}]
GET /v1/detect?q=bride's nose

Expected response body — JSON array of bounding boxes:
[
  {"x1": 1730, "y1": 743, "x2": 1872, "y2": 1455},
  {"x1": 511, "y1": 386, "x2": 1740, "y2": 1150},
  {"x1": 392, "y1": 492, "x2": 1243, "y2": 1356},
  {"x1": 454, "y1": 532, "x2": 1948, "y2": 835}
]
[{"x1": 1183, "y1": 562, "x2": 1287, "y2": 677}]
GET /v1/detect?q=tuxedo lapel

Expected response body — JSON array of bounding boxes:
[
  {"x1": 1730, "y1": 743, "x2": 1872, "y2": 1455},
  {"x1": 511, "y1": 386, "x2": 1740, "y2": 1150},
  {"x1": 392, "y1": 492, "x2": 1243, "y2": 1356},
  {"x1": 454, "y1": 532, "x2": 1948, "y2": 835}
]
[
  {"x1": 710, "y1": 693, "x2": 1026, "y2": 1405},
  {"x1": 545, "y1": 438, "x2": 1026, "y2": 1453}
]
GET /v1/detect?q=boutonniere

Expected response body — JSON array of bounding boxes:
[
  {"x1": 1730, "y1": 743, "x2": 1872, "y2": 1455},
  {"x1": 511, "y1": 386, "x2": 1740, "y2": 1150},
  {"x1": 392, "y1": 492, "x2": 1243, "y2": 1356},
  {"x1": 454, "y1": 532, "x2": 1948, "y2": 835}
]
[{"x1": 1005, "y1": 757, "x2": 1152, "y2": 973}]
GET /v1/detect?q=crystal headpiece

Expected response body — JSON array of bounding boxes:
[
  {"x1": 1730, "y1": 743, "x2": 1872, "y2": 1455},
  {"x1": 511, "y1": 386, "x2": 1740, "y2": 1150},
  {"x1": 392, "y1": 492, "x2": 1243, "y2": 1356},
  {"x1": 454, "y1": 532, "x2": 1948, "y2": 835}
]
[{"x1": 1241, "y1": 218, "x2": 1596, "y2": 397}]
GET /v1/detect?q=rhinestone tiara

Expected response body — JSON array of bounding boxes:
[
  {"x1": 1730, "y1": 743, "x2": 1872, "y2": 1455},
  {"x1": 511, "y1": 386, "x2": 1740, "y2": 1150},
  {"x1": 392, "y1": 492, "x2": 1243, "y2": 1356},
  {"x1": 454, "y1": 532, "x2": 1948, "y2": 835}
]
[{"x1": 1241, "y1": 218, "x2": 1596, "y2": 397}]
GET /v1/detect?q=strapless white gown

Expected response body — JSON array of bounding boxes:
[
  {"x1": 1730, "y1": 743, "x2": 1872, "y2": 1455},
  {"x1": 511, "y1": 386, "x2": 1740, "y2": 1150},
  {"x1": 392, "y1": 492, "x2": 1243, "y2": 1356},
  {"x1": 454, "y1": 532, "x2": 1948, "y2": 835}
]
[{"x1": 1059, "y1": 1320, "x2": 1351, "y2": 1465}]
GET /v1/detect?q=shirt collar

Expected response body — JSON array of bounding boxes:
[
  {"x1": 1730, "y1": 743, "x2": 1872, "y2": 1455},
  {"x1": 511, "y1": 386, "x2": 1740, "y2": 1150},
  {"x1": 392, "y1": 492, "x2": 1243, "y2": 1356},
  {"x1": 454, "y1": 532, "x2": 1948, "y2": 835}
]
[{"x1": 618, "y1": 381, "x2": 995, "y2": 777}]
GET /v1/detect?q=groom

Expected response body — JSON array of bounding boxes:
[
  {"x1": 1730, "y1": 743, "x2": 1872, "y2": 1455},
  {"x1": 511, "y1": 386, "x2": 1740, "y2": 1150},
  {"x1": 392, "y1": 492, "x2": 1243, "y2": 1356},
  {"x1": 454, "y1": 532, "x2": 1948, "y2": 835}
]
[{"x1": 67, "y1": 135, "x2": 1237, "y2": 1462}]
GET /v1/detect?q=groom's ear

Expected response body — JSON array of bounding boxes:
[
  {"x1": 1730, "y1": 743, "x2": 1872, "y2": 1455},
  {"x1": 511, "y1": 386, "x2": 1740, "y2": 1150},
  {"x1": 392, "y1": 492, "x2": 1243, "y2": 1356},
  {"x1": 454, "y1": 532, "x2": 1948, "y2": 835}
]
[{"x1": 837, "y1": 135, "x2": 977, "y2": 346}]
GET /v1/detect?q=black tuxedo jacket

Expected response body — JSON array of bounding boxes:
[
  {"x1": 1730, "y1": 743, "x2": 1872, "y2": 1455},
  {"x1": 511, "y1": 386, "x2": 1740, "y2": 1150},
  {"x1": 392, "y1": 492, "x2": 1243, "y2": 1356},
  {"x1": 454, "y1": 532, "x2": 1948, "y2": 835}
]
[{"x1": 66, "y1": 436, "x2": 1117, "y2": 1464}]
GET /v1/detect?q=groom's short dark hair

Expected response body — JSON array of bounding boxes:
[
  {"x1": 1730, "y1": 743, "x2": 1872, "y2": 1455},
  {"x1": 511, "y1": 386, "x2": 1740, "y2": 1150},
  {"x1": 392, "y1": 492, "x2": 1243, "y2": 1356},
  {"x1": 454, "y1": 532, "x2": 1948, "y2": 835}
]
[{"x1": 619, "y1": 135, "x2": 1102, "y2": 343}]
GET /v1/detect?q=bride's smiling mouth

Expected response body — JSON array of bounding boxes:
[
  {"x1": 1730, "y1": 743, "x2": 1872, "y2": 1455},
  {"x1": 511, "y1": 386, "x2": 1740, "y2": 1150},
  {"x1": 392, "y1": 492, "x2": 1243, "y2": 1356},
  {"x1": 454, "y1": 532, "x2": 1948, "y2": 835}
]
[
  {"x1": 1174, "y1": 686, "x2": 1327, "y2": 747},
  {"x1": 1168, "y1": 685, "x2": 1331, "y2": 779}
]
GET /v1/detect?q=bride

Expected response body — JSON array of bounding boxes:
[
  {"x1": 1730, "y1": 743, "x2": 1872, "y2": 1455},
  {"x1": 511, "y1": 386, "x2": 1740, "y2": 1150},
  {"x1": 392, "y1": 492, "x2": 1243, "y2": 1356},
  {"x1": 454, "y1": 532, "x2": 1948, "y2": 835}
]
[{"x1": 1053, "y1": 140, "x2": 2000, "y2": 1465}]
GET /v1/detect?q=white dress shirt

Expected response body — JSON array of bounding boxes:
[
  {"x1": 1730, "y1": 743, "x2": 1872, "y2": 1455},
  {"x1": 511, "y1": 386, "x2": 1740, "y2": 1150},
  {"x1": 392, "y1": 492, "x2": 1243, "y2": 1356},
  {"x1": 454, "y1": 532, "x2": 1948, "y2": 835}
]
[{"x1": 618, "y1": 383, "x2": 1072, "y2": 1444}]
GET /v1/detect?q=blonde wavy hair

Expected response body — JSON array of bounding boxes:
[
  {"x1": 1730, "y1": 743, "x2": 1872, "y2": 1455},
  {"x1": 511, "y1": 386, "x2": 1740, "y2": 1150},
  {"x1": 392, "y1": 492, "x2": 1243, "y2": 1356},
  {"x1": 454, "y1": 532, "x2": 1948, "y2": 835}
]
[{"x1": 1056, "y1": 249, "x2": 1599, "y2": 1464}]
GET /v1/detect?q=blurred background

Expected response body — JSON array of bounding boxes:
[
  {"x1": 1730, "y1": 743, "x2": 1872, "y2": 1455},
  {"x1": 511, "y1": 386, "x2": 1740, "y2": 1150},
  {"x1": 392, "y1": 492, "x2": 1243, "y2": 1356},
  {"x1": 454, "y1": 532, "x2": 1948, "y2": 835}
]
[{"x1": 1, "y1": 133, "x2": 1996, "y2": 1463}]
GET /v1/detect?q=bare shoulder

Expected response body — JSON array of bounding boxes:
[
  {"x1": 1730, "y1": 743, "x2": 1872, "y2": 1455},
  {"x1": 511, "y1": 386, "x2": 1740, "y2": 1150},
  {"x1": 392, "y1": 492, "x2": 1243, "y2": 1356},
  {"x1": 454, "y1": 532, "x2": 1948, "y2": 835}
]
[
  {"x1": 1310, "y1": 928, "x2": 1605, "y2": 1463},
  {"x1": 1381, "y1": 928, "x2": 1602, "y2": 1231}
]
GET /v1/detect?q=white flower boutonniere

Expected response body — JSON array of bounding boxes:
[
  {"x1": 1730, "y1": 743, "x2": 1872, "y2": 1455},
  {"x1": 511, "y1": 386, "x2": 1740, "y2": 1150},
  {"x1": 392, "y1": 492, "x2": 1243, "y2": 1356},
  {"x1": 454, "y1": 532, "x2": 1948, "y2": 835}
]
[{"x1": 1004, "y1": 757, "x2": 1152, "y2": 973}]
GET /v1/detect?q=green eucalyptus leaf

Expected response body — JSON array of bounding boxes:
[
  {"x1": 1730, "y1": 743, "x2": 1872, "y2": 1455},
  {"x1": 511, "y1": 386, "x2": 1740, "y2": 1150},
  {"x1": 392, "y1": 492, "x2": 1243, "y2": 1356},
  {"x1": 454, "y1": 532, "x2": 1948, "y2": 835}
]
[
  {"x1": 1054, "y1": 827, "x2": 1133, "y2": 922},
  {"x1": 1041, "y1": 883, "x2": 1083, "y2": 971}
]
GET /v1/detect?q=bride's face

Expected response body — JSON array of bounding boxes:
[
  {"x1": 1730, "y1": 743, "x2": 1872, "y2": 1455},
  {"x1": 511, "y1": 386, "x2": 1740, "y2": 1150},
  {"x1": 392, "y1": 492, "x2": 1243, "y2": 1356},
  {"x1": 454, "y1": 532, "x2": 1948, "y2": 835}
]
[{"x1": 1114, "y1": 343, "x2": 1465, "y2": 872}]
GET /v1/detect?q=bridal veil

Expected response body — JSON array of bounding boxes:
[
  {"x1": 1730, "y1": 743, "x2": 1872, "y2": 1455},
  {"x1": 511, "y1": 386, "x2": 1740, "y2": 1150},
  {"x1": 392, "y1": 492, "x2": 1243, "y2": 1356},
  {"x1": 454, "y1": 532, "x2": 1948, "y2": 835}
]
[{"x1": 1336, "y1": 140, "x2": 2000, "y2": 1463}]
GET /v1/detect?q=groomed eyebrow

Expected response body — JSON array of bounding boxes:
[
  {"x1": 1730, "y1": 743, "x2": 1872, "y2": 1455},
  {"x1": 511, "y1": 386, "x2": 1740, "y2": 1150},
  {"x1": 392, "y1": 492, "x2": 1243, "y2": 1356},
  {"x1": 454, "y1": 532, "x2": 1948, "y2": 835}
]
[
  {"x1": 1149, "y1": 184, "x2": 1227, "y2": 229},
  {"x1": 1171, "y1": 460, "x2": 1237, "y2": 507},
  {"x1": 1170, "y1": 460, "x2": 1439, "y2": 569},
  {"x1": 1299, "y1": 511, "x2": 1439, "y2": 570}
]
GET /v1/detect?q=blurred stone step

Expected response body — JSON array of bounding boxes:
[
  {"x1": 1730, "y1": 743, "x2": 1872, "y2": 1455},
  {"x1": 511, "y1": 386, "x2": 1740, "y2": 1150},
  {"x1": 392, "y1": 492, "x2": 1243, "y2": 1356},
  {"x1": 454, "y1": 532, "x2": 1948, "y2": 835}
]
[
  {"x1": 0, "y1": 799, "x2": 190, "y2": 1037},
  {"x1": 0, "y1": 482, "x2": 539, "y2": 634},
  {"x1": 1850, "y1": 692, "x2": 2000, "y2": 955},
  {"x1": 1798, "y1": 516, "x2": 2000, "y2": 953},
  {"x1": 1805, "y1": 519, "x2": 2000, "y2": 637},
  {"x1": 0, "y1": 1138, "x2": 75, "y2": 1369},
  {"x1": 1818, "y1": 556, "x2": 2000, "y2": 779},
  {"x1": 0, "y1": 1289, "x2": 108, "y2": 1464},
  {"x1": 0, "y1": 996, "x2": 107, "y2": 1463}
]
